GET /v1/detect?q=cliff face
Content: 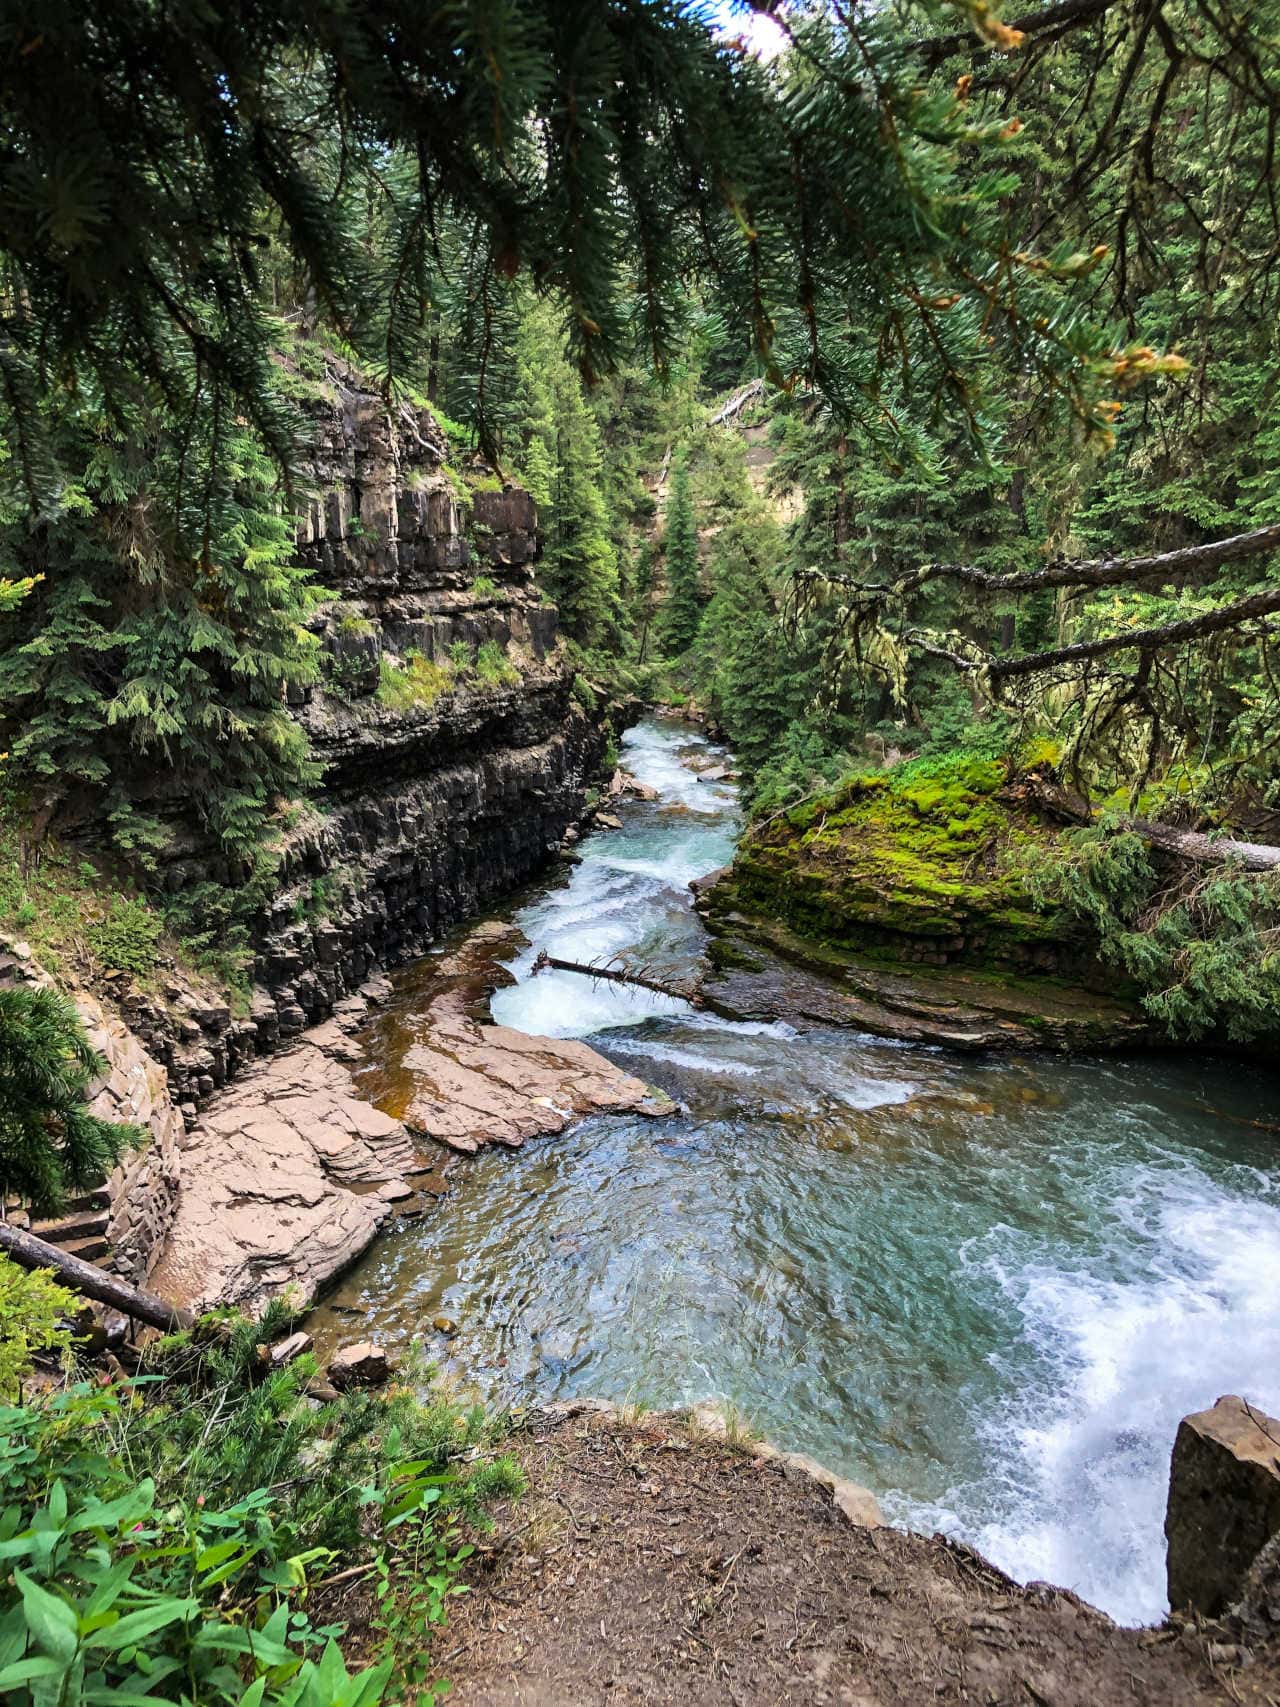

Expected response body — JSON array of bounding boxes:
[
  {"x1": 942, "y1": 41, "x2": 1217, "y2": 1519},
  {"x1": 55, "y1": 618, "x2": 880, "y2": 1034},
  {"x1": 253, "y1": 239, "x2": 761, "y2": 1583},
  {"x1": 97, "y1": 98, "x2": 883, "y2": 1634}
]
[
  {"x1": 139, "y1": 362, "x2": 603, "y2": 1100},
  {"x1": 6, "y1": 364, "x2": 606, "y2": 1289}
]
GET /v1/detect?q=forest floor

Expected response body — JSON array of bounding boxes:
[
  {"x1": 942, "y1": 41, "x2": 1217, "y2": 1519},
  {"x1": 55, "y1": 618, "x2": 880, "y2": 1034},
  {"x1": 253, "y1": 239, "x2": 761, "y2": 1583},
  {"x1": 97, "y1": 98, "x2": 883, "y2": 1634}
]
[{"x1": 423, "y1": 1406, "x2": 1277, "y2": 1707}]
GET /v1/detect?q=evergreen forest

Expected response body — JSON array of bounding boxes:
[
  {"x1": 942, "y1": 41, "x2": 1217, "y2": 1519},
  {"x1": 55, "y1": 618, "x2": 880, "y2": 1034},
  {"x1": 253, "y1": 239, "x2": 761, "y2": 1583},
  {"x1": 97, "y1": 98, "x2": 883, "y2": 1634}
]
[{"x1": 1, "y1": 4, "x2": 1280, "y2": 1701}]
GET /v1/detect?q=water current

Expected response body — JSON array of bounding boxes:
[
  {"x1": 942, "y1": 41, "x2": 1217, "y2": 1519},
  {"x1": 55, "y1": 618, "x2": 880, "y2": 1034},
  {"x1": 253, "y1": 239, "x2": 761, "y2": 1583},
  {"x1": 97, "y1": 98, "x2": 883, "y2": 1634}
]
[{"x1": 319, "y1": 717, "x2": 1280, "y2": 1626}]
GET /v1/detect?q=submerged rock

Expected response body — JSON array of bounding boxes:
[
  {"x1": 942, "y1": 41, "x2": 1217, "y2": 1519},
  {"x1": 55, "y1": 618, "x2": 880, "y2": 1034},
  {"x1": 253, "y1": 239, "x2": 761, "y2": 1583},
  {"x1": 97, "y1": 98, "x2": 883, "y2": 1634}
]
[
  {"x1": 328, "y1": 1341, "x2": 393, "y2": 1390},
  {"x1": 1166, "y1": 1393, "x2": 1280, "y2": 1615}
]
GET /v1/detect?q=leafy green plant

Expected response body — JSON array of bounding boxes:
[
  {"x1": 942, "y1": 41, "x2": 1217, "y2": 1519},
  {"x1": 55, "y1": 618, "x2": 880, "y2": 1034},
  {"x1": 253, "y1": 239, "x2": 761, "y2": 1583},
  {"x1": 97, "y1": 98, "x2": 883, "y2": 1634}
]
[
  {"x1": 473, "y1": 641, "x2": 518, "y2": 688},
  {"x1": 86, "y1": 895, "x2": 164, "y2": 979},
  {"x1": 469, "y1": 576, "x2": 497, "y2": 599},
  {"x1": 447, "y1": 640, "x2": 474, "y2": 671},
  {"x1": 0, "y1": 1326, "x2": 523, "y2": 1706},
  {"x1": 0, "y1": 1258, "x2": 75, "y2": 1399}
]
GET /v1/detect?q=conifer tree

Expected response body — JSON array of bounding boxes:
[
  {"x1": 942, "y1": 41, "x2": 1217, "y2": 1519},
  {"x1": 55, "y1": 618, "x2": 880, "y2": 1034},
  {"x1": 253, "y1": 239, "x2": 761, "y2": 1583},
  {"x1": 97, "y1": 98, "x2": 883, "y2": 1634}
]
[
  {"x1": 659, "y1": 455, "x2": 702, "y2": 656},
  {"x1": 513, "y1": 302, "x2": 621, "y2": 647},
  {"x1": 0, "y1": 987, "x2": 135, "y2": 1213}
]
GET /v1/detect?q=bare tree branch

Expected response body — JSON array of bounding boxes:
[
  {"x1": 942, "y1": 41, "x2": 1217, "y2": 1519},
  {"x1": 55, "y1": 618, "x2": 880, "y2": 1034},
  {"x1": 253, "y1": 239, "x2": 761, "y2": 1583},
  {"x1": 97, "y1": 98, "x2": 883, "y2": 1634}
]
[
  {"x1": 990, "y1": 585, "x2": 1280, "y2": 679},
  {"x1": 919, "y1": 0, "x2": 1120, "y2": 67}
]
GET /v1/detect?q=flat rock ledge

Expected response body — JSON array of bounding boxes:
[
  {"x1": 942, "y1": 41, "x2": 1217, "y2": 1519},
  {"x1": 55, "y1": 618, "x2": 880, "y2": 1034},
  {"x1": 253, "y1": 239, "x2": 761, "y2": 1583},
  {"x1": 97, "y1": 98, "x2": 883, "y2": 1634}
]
[
  {"x1": 149, "y1": 1014, "x2": 421, "y2": 1317},
  {"x1": 372, "y1": 920, "x2": 675, "y2": 1155}
]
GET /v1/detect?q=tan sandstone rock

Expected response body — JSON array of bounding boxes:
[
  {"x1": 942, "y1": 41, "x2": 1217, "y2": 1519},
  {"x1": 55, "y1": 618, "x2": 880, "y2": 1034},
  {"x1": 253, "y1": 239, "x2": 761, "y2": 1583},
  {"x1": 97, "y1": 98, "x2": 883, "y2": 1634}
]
[
  {"x1": 328, "y1": 1341, "x2": 392, "y2": 1389},
  {"x1": 149, "y1": 1034, "x2": 420, "y2": 1315},
  {"x1": 375, "y1": 923, "x2": 674, "y2": 1154},
  {"x1": 1166, "y1": 1393, "x2": 1280, "y2": 1615}
]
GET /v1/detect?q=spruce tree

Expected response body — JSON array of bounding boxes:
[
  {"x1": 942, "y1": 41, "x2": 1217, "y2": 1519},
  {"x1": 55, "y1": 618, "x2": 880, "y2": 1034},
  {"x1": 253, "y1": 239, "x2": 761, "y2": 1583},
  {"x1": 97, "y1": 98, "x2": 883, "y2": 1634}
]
[
  {"x1": 513, "y1": 302, "x2": 621, "y2": 647},
  {"x1": 659, "y1": 454, "x2": 702, "y2": 656},
  {"x1": 0, "y1": 987, "x2": 135, "y2": 1214}
]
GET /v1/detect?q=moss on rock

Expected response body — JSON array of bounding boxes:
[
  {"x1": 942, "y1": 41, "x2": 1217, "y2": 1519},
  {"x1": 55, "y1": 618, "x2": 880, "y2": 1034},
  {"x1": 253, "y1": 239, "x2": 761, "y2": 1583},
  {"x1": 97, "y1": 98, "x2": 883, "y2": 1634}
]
[{"x1": 723, "y1": 751, "x2": 1087, "y2": 972}]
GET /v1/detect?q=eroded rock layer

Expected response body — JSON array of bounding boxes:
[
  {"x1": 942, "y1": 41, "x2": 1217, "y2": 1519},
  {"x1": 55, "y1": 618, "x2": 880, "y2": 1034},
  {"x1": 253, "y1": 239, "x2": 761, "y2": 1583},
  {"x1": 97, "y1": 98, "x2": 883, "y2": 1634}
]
[{"x1": 131, "y1": 358, "x2": 605, "y2": 1107}]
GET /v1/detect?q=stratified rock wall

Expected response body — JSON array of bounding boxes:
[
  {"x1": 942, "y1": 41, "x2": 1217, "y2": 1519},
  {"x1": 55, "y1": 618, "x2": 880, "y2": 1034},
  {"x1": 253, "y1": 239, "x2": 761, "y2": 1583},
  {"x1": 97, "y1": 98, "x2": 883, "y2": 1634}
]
[{"x1": 138, "y1": 356, "x2": 605, "y2": 1102}]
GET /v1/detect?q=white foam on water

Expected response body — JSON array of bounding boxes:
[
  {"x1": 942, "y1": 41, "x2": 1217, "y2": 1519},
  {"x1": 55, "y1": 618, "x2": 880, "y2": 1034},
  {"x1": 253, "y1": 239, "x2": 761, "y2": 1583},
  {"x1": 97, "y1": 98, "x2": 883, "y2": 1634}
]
[
  {"x1": 605, "y1": 1036, "x2": 766, "y2": 1077},
  {"x1": 927, "y1": 1163, "x2": 1280, "y2": 1625}
]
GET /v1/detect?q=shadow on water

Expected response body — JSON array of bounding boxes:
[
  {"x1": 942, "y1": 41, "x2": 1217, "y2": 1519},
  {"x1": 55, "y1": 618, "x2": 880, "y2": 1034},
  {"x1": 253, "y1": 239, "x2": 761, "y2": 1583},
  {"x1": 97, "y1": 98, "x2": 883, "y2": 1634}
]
[{"x1": 313, "y1": 717, "x2": 1280, "y2": 1627}]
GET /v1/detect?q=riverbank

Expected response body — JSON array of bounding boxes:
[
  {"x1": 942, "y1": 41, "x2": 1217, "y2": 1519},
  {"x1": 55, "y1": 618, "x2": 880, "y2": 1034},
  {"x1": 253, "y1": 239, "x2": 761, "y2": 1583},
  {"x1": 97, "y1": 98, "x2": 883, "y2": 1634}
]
[{"x1": 325, "y1": 1403, "x2": 1274, "y2": 1705}]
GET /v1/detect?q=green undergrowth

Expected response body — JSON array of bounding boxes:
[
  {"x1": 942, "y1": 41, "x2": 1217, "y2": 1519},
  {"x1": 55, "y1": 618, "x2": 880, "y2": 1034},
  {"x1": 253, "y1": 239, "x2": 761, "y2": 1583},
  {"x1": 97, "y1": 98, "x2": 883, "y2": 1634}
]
[
  {"x1": 1021, "y1": 826, "x2": 1280, "y2": 1042},
  {"x1": 0, "y1": 811, "x2": 251, "y2": 1009},
  {"x1": 728, "y1": 749, "x2": 1071, "y2": 956},
  {"x1": 375, "y1": 652, "x2": 455, "y2": 712},
  {"x1": 0, "y1": 1279, "x2": 521, "y2": 1705},
  {"x1": 376, "y1": 639, "x2": 520, "y2": 710}
]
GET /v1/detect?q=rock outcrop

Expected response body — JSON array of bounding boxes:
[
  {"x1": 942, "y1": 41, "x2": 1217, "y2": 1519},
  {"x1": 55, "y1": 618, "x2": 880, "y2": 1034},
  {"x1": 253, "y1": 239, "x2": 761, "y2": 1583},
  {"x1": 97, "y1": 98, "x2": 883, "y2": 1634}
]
[
  {"x1": 1, "y1": 944, "x2": 182, "y2": 1286},
  {"x1": 693, "y1": 749, "x2": 1164, "y2": 1051},
  {"x1": 149, "y1": 1016, "x2": 422, "y2": 1316},
  {"x1": 1166, "y1": 1394, "x2": 1280, "y2": 1616},
  {"x1": 142, "y1": 355, "x2": 606, "y2": 1082},
  {"x1": 694, "y1": 899, "x2": 1154, "y2": 1051},
  {"x1": 356, "y1": 920, "x2": 675, "y2": 1154}
]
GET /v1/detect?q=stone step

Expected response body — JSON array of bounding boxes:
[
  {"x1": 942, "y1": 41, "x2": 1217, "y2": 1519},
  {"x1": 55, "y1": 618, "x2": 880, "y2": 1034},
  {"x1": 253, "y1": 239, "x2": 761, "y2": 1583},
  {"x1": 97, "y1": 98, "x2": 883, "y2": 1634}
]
[
  {"x1": 65, "y1": 1185, "x2": 112, "y2": 1211},
  {"x1": 59, "y1": 1233, "x2": 110, "y2": 1262},
  {"x1": 30, "y1": 1208, "x2": 111, "y2": 1243}
]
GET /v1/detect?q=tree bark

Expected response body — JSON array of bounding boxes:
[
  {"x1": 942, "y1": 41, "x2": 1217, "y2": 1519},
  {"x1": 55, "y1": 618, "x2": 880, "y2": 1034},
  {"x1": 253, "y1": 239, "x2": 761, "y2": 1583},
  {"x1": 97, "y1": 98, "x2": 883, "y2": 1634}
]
[
  {"x1": 1019, "y1": 780, "x2": 1280, "y2": 872},
  {"x1": 989, "y1": 583, "x2": 1280, "y2": 679},
  {"x1": 901, "y1": 521, "x2": 1280, "y2": 601},
  {"x1": 0, "y1": 1222, "x2": 193, "y2": 1332},
  {"x1": 920, "y1": 0, "x2": 1120, "y2": 66},
  {"x1": 531, "y1": 951, "x2": 703, "y2": 1005}
]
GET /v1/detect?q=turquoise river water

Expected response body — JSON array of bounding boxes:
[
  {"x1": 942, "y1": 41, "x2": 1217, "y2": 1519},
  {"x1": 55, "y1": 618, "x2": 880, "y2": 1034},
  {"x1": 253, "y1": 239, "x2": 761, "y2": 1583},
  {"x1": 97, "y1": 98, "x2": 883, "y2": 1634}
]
[{"x1": 322, "y1": 718, "x2": 1280, "y2": 1627}]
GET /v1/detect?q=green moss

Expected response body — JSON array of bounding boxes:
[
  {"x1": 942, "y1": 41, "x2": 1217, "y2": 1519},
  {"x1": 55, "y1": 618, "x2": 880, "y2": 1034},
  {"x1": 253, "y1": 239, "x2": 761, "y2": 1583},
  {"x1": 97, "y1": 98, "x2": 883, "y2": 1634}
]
[{"x1": 730, "y1": 750, "x2": 1077, "y2": 964}]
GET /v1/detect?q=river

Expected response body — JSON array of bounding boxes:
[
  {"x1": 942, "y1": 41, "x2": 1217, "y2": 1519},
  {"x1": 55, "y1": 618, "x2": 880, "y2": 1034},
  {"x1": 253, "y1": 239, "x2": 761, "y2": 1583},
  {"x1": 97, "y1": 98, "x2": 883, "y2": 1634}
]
[{"x1": 319, "y1": 716, "x2": 1280, "y2": 1627}]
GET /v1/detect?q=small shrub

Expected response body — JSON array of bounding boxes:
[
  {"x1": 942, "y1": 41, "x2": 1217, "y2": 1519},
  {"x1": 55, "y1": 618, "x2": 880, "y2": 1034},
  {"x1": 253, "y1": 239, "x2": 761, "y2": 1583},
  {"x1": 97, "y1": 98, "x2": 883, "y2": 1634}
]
[
  {"x1": 0, "y1": 1257, "x2": 74, "y2": 1398},
  {"x1": 86, "y1": 894, "x2": 163, "y2": 977},
  {"x1": 376, "y1": 652, "x2": 454, "y2": 710},
  {"x1": 470, "y1": 575, "x2": 497, "y2": 598},
  {"x1": 448, "y1": 639, "x2": 474, "y2": 670},
  {"x1": 474, "y1": 639, "x2": 518, "y2": 688}
]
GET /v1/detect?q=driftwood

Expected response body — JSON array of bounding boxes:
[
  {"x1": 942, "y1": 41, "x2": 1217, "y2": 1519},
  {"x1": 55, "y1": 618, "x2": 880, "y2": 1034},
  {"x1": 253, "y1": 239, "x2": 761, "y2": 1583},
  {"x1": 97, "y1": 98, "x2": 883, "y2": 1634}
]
[
  {"x1": 531, "y1": 950, "x2": 704, "y2": 1006},
  {"x1": 1124, "y1": 820, "x2": 1280, "y2": 874},
  {"x1": 0, "y1": 1221, "x2": 193, "y2": 1332},
  {"x1": 1016, "y1": 779, "x2": 1280, "y2": 873}
]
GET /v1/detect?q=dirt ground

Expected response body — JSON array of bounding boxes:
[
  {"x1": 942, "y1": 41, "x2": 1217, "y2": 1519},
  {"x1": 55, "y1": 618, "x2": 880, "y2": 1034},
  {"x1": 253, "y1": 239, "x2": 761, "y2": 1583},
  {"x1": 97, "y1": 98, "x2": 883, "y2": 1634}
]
[{"x1": 433, "y1": 1407, "x2": 1279, "y2": 1707}]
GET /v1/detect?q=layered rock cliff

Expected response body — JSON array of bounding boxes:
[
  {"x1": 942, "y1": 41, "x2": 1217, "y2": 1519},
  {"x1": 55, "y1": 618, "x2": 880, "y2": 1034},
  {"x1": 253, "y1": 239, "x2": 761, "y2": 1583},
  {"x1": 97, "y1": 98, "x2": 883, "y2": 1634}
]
[
  {"x1": 130, "y1": 359, "x2": 606, "y2": 1108},
  {"x1": 8, "y1": 359, "x2": 610, "y2": 1290}
]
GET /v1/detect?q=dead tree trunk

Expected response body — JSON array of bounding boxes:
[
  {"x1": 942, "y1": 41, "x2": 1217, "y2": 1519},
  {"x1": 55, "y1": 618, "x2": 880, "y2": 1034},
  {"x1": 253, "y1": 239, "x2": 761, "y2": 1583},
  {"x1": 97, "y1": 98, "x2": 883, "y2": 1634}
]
[
  {"x1": 531, "y1": 950, "x2": 703, "y2": 1006},
  {"x1": 0, "y1": 1222, "x2": 193, "y2": 1332}
]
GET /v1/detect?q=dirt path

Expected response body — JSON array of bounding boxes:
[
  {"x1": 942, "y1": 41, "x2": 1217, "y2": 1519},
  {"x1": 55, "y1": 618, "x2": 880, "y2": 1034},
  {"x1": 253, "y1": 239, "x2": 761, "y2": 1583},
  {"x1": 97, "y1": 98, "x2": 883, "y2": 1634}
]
[{"x1": 440, "y1": 1408, "x2": 1274, "y2": 1707}]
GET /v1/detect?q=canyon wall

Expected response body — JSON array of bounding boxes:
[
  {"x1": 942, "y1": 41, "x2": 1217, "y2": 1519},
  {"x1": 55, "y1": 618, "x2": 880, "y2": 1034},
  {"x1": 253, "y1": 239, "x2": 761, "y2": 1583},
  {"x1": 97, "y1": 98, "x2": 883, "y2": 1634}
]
[
  {"x1": 10, "y1": 357, "x2": 605, "y2": 1282},
  {"x1": 123, "y1": 358, "x2": 604, "y2": 1116}
]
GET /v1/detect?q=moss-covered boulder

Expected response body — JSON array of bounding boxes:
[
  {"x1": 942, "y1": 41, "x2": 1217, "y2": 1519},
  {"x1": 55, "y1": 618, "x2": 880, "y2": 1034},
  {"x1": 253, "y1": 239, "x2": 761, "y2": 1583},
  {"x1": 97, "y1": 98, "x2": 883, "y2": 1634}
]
[{"x1": 714, "y1": 752, "x2": 1094, "y2": 977}]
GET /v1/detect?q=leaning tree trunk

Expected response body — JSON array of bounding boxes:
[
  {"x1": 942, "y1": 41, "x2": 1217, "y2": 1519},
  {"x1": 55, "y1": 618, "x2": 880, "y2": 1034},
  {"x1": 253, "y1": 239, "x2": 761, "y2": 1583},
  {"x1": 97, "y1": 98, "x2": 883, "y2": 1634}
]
[{"x1": 0, "y1": 1221, "x2": 192, "y2": 1332}]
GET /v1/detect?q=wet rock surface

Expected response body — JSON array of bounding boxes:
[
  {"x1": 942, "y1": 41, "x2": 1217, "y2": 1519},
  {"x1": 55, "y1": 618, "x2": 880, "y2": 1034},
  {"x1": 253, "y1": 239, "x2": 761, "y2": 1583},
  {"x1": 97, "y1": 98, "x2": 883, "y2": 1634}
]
[
  {"x1": 695, "y1": 881, "x2": 1155, "y2": 1051},
  {"x1": 353, "y1": 920, "x2": 675, "y2": 1155}
]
